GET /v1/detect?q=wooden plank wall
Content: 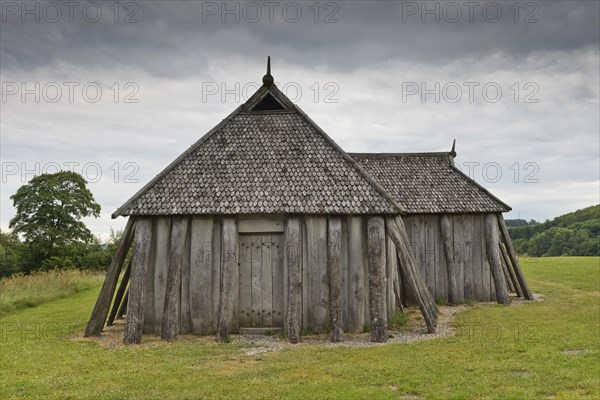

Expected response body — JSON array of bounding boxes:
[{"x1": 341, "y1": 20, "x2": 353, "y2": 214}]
[
  {"x1": 403, "y1": 213, "x2": 495, "y2": 303},
  {"x1": 142, "y1": 216, "x2": 223, "y2": 335},
  {"x1": 305, "y1": 216, "x2": 329, "y2": 333},
  {"x1": 137, "y1": 214, "x2": 397, "y2": 337}
]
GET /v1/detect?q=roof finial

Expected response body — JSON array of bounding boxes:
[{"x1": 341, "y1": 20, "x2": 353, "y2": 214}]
[
  {"x1": 450, "y1": 139, "x2": 457, "y2": 158},
  {"x1": 262, "y1": 56, "x2": 274, "y2": 86}
]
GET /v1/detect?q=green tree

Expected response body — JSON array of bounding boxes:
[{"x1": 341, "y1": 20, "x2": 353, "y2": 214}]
[{"x1": 9, "y1": 171, "x2": 101, "y2": 271}]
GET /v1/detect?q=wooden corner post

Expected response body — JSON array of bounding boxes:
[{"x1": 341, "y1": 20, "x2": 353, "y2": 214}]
[
  {"x1": 216, "y1": 217, "x2": 238, "y2": 342},
  {"x1": 367, "y1": 216, "x2": 388, "y2": 342},
  {"x1": 285, "y1": 215, "x2": 303, "y2": 343}
]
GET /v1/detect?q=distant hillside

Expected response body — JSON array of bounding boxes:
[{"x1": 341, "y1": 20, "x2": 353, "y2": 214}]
[{"x1": 507, "y1": 205, "x2": 600, "y2": 256}]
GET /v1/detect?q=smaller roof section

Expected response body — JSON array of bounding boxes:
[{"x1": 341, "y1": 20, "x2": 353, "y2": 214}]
[{"x1": 351, "y1": 151, "x2": 511, "y2": 214}]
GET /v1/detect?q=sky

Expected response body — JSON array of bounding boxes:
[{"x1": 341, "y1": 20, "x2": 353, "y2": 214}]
[{"x1": 1, "y1": 0, "x2": 599, "y2": 240}]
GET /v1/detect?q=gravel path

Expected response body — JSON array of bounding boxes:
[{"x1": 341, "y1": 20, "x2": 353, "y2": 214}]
[{"x1": 88, "y1": 295, "x2": 542, "y2": 352}]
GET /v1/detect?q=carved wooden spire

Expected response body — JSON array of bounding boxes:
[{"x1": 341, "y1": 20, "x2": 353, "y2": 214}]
[{"x1": 262, "y1": 56, "x2": 274, "y2": 86}]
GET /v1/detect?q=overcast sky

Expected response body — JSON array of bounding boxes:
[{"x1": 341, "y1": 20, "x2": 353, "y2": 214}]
[{"x1": 1, "y1": 0, "x2": 599, "y2": 239}]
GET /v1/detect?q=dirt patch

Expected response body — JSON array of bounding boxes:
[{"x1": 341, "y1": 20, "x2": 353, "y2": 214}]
[
  {"x1": 224, "y1": 304, "x2": 468, "y2": 354},
  {"x1": 561, "y1": 349, "x2": 587, "y2": 355}
]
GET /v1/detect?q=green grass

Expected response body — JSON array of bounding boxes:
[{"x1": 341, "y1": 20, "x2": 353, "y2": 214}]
[
  {"x1": 1, "y1": 257, "x2": 598, "y2": 399},
  {"x1": 0, "y1": 269, "x2": 105, "y2": 317},
  {"x1": 388, "y1": 309, "x2": 409, "y2": 330}
]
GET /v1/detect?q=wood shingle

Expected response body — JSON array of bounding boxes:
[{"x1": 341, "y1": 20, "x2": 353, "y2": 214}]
[{"x1": 350, "y1": 153, "x2": 510, "y2": 214}]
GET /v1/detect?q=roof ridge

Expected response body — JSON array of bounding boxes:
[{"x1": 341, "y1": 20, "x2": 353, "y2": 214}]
[{"x1": 350, "y1": 152, "x2": 451, "y2": 158}]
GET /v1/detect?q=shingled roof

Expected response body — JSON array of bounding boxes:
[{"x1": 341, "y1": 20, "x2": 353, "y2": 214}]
[
  {"x1": 112, "y1": 63, "x2": 402, "y2": 217},
  {"x1": 350, "y1": 152, "x2": 511, "y2": 214}
]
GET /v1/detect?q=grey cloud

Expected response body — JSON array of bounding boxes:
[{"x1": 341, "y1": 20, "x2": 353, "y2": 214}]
[{"x1": 1, "y1": 1, "x2": 598, "y2": 76}]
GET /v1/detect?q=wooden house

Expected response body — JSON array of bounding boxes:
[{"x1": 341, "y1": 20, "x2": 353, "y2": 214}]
[{"x1": 85, "y1": 59, "x2": 531, "y2": 344}]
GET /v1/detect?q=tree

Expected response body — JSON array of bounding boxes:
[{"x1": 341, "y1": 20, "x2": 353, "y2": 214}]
[{"x1": 9, "y1": 171, "x2": 101, "y2": 270}]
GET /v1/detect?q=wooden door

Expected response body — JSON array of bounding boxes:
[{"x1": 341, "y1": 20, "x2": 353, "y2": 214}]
[{"x1": 239, "y1": 234, "x2": 284, "y2": 327}]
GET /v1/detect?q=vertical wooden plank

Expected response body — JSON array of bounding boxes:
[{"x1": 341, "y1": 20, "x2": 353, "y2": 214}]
[
  {"x1": 387, "y1": 233, "x2": 403, "y2": 311},
  {"x1": 285, "y1": 215, "x2": 303, "y2": 343},
  {"x1": 347, "y1": 215, "x2": 366, "y2": 333},
  {"x1": 403, "y1": 215, "x2": 415, "y2": 254},
  {"x1": 452, "y1": 214, "x2": 465, "y2": 303},
  {"x1": 190, "y1": 216, "x2": 214, "y2": 335},
  {"x1": 143, "y1": 219, "x2": 156, "y2": 335},
  {"x1": 217, "y1": 217, "x2": 238, "y2": 341},
  {"x1": 385, "y1": 234, "x2": 396, "y2": 317},
  {"x1": 340, "y1": 217, "x2": 349, "y2": 330},
  {"x1": 463, "y1": 215, "x2": 474, "y2": 301},
  {"x1": 251, "y1": 235, "x2": 263, "y2": 327},
  {"x1": 153, "y1": 217, "x2": 171, "y2": 335},
  {"x1": 305, "y1": 215, "x2": 329, "y2": 334},
  {"x1": 401, "y1": 215, "x2": 414, "y2": 304},
  {"x1": 272, "y1": 234, "x2": 284, "y2": 327},
  {"x1": 283, "y1": 228, "x2": 288, "y2": 325},
  {"x1": 261, "y1": 235, "x2": 273, "y2": 327},
  {"x1": 413, "y1": 215, "x2": 427, "y2": 284},
  {"x1": 124, "y1": 218, "x2": 153, "y2": 345},
  {"x1": 301, "y1": 218, "x2": 308, "y2": 332},
  {"x1": 363, "y1": 219, "x2": 371, "y2": 327},
  {"x1": 367, "y1": 216, "x2": 388, "y2": 342},
  {"x1": 180, "y1": 218, "x2": 192, "y2": 334},
  {"x1": 161, "y1": 216, "x2": 189, "y2": 341},
  {"x1": 481, "y1": 216, "x2": 493, "y2": 302},
  {"x1": 327, "y1": 216, "x2": 343, "y2": 342},
  {"x1": 440, "y1": 214, "x2": 458, "y2": 304},
  {"x1": 238, "y1": 234, "x2": 252, "y2": 327},
  {"x1": 211, "y1": 219, "x2": 222, "y2": 332},
  {"x1": 471, "y1": 214, "x2": 484, "y2": 302},
  {"x1": 424, "y1": 215, "x2": 436, "y2": 299},
  {"x1": 433, "y1": 215, "x2": 447, "y2": 303}
]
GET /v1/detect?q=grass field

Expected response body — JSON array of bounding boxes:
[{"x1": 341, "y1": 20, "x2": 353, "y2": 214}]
[
  {"x1": 1, "y1": 257, "x2": 598, "y2": 399},
  {"x1": 0, "y1": 269, "x2": 105, "y2": 317}
]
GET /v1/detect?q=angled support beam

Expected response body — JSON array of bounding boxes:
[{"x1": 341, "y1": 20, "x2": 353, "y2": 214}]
[
  {"x1": 386, "y1": 215, "x2": 437, "y2": 333},
  {"x1": 500, "y1": 243, "x2": 523, "y2": 297},
  {"x1": 85, "y1": 218, "x2": 136, "y2": 337},
  {"x1": 497, "y1": 214, "x2": 534, "y2": 300},
  {"x1": 107, "y1": 257, "x2": 132, "y2": 326},
  {"x1": 117, "y1": 289, "x2": 129, "y2": 320}
]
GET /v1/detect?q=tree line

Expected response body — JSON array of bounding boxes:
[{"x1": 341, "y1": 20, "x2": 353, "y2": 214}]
[
  {"x1": 0, "y1": 171, "x2": 122, "y2": 278},
  {"x1": 508, "y1": 204, "x2": 600, "y2": 257}
]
